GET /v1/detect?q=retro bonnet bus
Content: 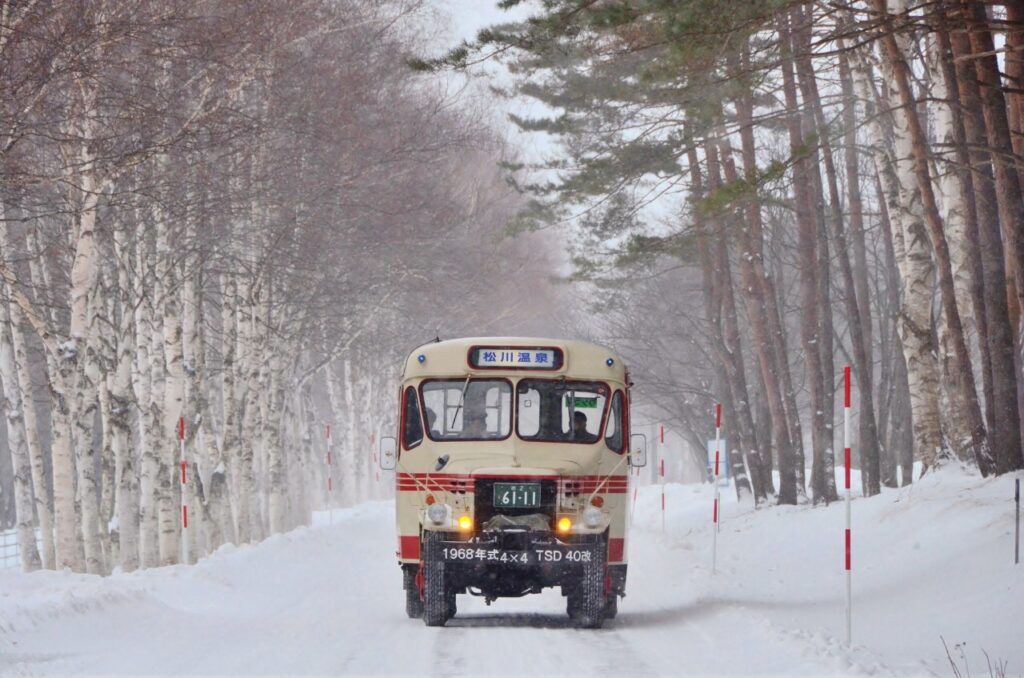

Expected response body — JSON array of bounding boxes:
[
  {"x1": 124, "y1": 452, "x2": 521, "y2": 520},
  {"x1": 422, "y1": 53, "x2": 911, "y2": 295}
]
[{"x1": 378, "y1": 337, "x2": 647, "y2": 627}]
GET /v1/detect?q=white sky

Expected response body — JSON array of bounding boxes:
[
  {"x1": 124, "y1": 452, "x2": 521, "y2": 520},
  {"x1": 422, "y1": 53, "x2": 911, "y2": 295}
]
[
  {"x1": 429, "y1": 0, "x2": 533, "y2": 43},
  {"x1": 423, "y1": 0, "x2": 555, "y2": 165}
]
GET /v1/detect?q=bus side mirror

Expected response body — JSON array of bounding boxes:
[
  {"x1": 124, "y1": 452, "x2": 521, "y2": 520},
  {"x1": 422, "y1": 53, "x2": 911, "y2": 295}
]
[
  {"x1": 629, "y1": 434, "x2": 647, "y2": 467},
  {"x1": 379, "y1": 437, "x2": 397, "y2": 471}
]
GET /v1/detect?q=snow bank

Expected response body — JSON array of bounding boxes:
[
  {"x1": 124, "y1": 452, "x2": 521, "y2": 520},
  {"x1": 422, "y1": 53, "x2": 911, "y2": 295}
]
[{"x1": 631, "y1": 466, "x2": 1024, "y2": 675}]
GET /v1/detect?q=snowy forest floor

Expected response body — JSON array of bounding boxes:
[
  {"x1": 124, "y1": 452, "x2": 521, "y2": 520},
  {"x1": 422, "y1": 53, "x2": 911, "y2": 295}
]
[{"x1": 0, "y1": 467, "x2": 1020, "y2": 677}]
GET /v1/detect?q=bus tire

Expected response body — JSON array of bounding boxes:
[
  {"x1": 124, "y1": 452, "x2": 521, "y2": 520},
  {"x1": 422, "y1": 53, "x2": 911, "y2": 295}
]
[
  {"x1": 422, "y1": 532, "x2": 449, "y2": 627},
  {"x1": 576, "y1": 540, "x2": 607, "y2": 629},
  {"x1": 403, "y1": 566, "x2": 423, "y2": 619}
]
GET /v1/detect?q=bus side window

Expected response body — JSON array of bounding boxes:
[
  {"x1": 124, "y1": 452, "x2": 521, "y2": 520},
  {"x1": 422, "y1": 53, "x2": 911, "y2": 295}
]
[
  {"x1": 402, "y1": 386, "x2": 424, "y2": 450},
  {"x1": 605, "y1": 391, "x2": 624, "y2": 453}
]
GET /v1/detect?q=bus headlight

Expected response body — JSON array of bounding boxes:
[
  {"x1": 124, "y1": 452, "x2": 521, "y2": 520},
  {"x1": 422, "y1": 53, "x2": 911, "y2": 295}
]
[
  {"x1": 583, "y1": 506, "x2": 603, "y2": 528},
  {"x1": 426, "y1": 503, "x2": 446, "y2": 525}
]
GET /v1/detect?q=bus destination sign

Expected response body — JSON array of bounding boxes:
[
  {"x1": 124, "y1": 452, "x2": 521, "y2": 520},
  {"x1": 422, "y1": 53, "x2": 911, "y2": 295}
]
[{"x1": 469, "y1": 346, "x2": 563, "y2": 370}]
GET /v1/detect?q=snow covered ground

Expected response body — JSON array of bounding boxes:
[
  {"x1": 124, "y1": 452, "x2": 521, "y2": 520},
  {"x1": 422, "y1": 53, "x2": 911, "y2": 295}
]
[{"x1": 1, "y1": 467, "x2": 1020, "y2": 677}]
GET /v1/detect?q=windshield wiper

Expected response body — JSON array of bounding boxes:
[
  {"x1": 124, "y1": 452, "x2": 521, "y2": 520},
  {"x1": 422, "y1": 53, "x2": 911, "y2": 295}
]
[
  {"x1": 449, "y1": 374, "x2": 472, "y2": 430},
  {"x1": 568, "y1": 389, "x2": 576, "y2": 440}
]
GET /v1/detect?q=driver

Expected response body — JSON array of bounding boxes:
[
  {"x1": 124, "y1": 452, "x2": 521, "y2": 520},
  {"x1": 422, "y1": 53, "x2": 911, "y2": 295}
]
[{"x1": 571, "y1": 411, "x2": 597, "y2": 442}]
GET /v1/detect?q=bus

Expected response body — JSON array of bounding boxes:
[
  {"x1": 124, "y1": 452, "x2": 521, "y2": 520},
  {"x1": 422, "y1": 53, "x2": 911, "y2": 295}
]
[{"x1": 378, "y1": 337, "x2": 647, "y2": 627}]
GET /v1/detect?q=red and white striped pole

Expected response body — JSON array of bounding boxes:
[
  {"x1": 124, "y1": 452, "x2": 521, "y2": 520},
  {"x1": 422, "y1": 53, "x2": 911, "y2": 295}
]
[
  {"x1": 843, "y1": 366, "x2": 852, "y2": 644},
  {"x1": 179, "y1": 416, "x2": 188, "y2": 565},
  {"x1": 660, "y1": 457, "x2": 666, "y2": 532},
  {"x1": 326, "y1": 424, "x2": 334, "y2": 525},
  {"x1": 712, "y1": 403, "x2": 721, "y2": 573}
]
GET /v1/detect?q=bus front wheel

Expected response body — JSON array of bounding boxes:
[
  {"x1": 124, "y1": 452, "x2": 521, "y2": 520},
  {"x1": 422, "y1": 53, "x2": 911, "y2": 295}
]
[
  {"x1": 570, "y1": 539, "x2": 608, "y2": 629},
  {"x1": 422, "y1": 531, "x2": 450, "y2": 626}
]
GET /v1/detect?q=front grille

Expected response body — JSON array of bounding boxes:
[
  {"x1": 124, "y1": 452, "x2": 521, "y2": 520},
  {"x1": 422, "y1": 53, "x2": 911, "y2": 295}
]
[{"x1": 474, "y1": 478, "x2": 557, "y2": 529}]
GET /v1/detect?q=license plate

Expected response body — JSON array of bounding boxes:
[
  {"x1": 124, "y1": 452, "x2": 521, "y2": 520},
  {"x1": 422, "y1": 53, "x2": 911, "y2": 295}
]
[{"x1": 493, "y1": 482, "x2": 541, "y2": 509}]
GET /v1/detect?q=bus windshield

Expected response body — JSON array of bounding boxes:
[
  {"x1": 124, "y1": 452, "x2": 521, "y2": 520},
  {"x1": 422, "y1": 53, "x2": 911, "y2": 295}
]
[
  {"x1": 516, "y1": 380, "x2": 608, "y2": 444},
  {"x1": 421, "y1": 379, "x2": 512, "y2": 441}
]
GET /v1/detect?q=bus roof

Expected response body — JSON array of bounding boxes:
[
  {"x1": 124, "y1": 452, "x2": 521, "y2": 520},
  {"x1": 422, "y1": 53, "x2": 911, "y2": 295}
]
[{"x1": 401, "y1": 337, "x2": 627, "y2": 383}]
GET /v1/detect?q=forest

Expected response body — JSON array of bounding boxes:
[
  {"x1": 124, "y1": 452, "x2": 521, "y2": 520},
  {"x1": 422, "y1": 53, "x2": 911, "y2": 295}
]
[{"x1": 1, "y1": 0, "x2": 1023, "y2": 575}]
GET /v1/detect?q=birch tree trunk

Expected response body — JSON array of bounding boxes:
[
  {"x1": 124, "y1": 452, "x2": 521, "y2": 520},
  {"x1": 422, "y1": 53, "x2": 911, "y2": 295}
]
[
  {"x1": 0, "y1": 297, "x2": 41, "y2": 570},
  {"x1": 135, "y1": 233, "x2": 160, "y2": 568},
  {"x1": 851, "y1": 45, "x2": 944, "y2": 478},
  {"x1": 325, "y1": 358, "x2": 348, "y2": 506},
  {"x1": 219, "y1": 272, "x2": 242, "y2": 544},
  {"x1": 925, "y1": 31, "x2": 977, "y2": 463},
  {"x1": 0, "y1": 206, "x2": 55, "y2": 569},
  {"x1": 74, "y1": 290, "x2": 104, "y2": 575},
  {"x1": 237, "y1": 295, "x2": 262, "y2": 542},
  {"x1": 157, "y1": 219, "x2": 184, "y2": 564},
  {"x1": 112, "y1": 228, "x2": 139, "y2": 571},
  {"x1": 342, "y1": 358, "x2": 359, "y2": 505},
  {"x1": 8, "y1": 299, "x2": 54, "y2": 569},
  {"x1": 873, "y1": 0, "x2": 993, "y2": 474}
]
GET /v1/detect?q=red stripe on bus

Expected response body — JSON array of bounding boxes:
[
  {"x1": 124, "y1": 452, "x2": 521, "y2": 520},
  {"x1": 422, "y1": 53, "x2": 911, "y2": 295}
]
[
  {"x1": 400, "y1": 536, "x2": 420, "y2": 560},
  {"x1": 608, "y1": 538, "x2": 625, "y2": 562},
  {"x1": 396, "y1": 474, "x2": 629, "y2": 494}
]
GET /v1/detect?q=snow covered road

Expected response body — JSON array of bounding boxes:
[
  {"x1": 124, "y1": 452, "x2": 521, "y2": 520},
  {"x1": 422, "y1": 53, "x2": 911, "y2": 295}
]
[{"x1": 2, "y1": 470, "x2": 1020, "y2": 676}]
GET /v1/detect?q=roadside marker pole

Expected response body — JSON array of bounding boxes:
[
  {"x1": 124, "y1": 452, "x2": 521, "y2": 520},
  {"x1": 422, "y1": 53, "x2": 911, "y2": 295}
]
[
  {"x1": 326, "y1": 424, "x2": 334, "y2": 525},
  {"x1": 1014, "y1": 478, "x2": 1020, "y2": 565},
  {"x1": 373, "y1": 433, "x2": 380, "y2": 484},
  {"x1": 660, "y1": 457, "x2": 666, "y2": 533},
  {"x1": 844, "y1": 365, "x2": 852, "y2": 645},
  {"x1": 712, "y1": 404, "x2": 721, "y2": 574},
  {"x1": 179, "y1": 416, "x2": 189, "y2": 565}
]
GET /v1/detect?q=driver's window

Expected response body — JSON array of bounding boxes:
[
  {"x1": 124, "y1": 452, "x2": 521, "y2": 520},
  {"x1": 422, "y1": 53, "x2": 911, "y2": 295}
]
[
  {"x1": 605, "y1": 391, "x2": 624, "y2": 453},
  {"x1": 402, "y1": 387, "x2": 423, "y2": 449}
]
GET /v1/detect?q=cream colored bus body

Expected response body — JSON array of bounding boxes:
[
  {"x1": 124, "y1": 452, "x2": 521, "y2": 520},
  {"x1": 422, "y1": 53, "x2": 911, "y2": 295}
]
[{"x1": 390, "y1": 338, "x2": 635, "y2": 592}]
